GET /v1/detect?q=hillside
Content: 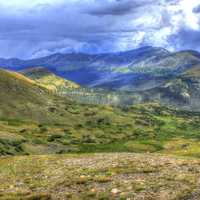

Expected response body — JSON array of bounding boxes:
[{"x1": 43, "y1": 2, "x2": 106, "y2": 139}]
[
  {"x1": 182, "y1": 64, "x2": 200, "y2": 77},
  {"x1": 21, "y1": 67, "x2": 80, "y2": 92},
  {"x1": 142, "y1": 64, "x2": 200, "y2": 110},
  {"x1": 1, "y1": 47, "x2": 200, "y2": 91},
  {"x1": 0, "y1": 69, "x2": 49, "y2": 119},
  {"x1": 1, "y1": 153, "x2": 200, "y2": 200},
  {"x1": 0, "y1": 68, "x2": 74, "y2": 123},
  {"x1": 1, "y1": 68, "x2": 200, "y2": 157},
  {"x1": 1, "y1": 69, "x2": 200, "y2": 200}
]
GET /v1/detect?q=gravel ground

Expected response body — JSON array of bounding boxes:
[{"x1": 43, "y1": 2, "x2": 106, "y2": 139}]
[{"x1": 1, "y1": 153, "x2": 200, "y2": 200}]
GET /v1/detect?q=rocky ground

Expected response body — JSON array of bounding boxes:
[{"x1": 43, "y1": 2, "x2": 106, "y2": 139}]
[{"x1": 1, "y1": 153, "x2": 200, "y2": 200}]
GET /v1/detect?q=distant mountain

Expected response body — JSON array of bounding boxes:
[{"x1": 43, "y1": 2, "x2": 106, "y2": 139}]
[
  {"x1": 1, "y1": 46, "x2": 200, "y2": 91},
  {"x1": 21, "y1": 67, "x2": 80, "y2": 92}
]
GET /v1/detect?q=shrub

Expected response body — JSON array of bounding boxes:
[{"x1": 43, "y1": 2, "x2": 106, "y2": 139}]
[
  {"x1": 82, "y1": 134, "x2": 96, "y2": 143},
  {"x1": 47, "y1": 134, "x2": 63, "y2": 142},
  {"x1": 40, "y1": 127, "x2": 48, "y2": 133}
]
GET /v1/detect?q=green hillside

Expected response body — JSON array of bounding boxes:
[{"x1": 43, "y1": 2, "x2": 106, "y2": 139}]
[
  {"x1": 1, "y1": 69, "x2": 200, "y2": 199},
  {"x1": 0, "y1": 68, "x2": 200, "y2": 156},
  {"x1": 0, "y1": 68, "x2": 74, "y2": 122}
]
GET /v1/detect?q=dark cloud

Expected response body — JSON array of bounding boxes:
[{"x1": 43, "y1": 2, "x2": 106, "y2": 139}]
[
  {"x1": 84, "y1": 0, "x2": 151, "y2": 16},
  {"x1": 0, "y1": 0, "x2": 199, "y2": 59},
  {"x1": 169, "y1": 29, "x2": 200, "y2": 50},
  {"x1": 193, "y1": 5, "x2": 200, "y2": 13}
]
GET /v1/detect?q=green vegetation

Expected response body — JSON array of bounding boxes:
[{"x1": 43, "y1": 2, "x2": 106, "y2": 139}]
[
  {"x1": 1, "y1": 101, "x2": 200, "y2": 156},
  {"x1": 1, "y1": 68, "x2": 200, "y2": 157}
]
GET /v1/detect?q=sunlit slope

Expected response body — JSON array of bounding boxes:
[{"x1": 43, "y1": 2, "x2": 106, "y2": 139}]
[
  {"x1": 0, "y1": 69, "x2": 46, "y2": 117},
  {"x1": 21, "y1": 67, "x2": 80, "y2": 92},
  {"x1": 0, "y1": 68, "x2": 71, "y2": 122}
]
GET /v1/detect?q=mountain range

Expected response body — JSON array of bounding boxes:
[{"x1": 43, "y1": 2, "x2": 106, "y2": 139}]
[{"x1": 1, "y1": 46, "x2": 200, "y2": 91}]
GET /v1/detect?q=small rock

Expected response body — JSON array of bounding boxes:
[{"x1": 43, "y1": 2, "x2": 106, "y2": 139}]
[
  {"x1": 111, "y1": 188, "x2": 120, "y2": 195},
  {"x1": 91, "y1": 188, "x2": 96, "y2": 193},
  {"x1": 9, "y1": 185, "x2": 14, "y2": 189},
  {"x1": 127, "y1": 186, "x2": 133, "y2": 190}
]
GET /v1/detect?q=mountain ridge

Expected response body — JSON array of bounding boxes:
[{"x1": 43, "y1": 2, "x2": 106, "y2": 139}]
[{"x1": 0, "y1": 46, "x2": 200, "y2": 91}]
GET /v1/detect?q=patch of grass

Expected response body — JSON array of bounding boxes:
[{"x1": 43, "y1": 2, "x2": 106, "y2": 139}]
[{"x1": 0, "y1": 193, "x2": 52, "y2": 200}]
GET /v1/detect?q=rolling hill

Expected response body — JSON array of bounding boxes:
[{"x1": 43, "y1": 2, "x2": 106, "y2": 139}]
[
  {"x1": 1, "y1": 68, "x2": 200, "y2": 156},
  {"x1": 0, "y1": 68, "x2": 51, "y2": 120}
]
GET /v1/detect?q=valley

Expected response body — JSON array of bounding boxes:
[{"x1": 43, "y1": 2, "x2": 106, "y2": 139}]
[
  {"x1": 1, "y1": 47, "x2": 200, "y2": 200},
  {"x1": 0, "y1": 68, "x2": 200, "y2": 157},
  {"x1": 1, "y1": 0, "x2": 200, "y2": 198}
]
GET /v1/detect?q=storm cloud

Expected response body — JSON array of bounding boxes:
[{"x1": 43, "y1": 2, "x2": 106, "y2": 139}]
[
  {"x1": 193, "y1": 4, "x2": 200, "y2": 13},
  {"x1": 0, "y1": 0, "x2": 199, "y2": 59},
  {"x1": 84, "y1": 0, "x2": 155, "y2": 16}
]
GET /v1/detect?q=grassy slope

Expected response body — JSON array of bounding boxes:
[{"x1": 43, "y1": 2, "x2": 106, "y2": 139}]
[
  {"x1": 21, "y1": 67, "x2": 80, "y2": 92},
  {"x1": 1, "y1": 100, "x2": 200, "y2": 156},
  {"x1": 0, "y1": 68, "x2": 56, "y2": 120}
]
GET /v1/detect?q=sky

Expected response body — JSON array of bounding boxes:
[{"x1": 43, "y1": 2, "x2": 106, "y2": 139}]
[{"x1": 0, "y1": 0, "x2": 200, "y2": 59}]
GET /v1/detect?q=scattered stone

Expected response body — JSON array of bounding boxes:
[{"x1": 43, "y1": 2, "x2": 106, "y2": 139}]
[
  {"x1": 91, "y1": 188, "x2": 96, "y2": 193},
  {"x1": 111, "y1": 188, "x2": 120, "y2": 195}
]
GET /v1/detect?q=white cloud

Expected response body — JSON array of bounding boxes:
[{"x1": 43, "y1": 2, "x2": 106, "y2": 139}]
[
  {"x1": 0, "y1": 0, "x2": 61, "y2": 8},
  {"x1": 180, "y1": 0, "x2": 200, "y2": 30}
]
